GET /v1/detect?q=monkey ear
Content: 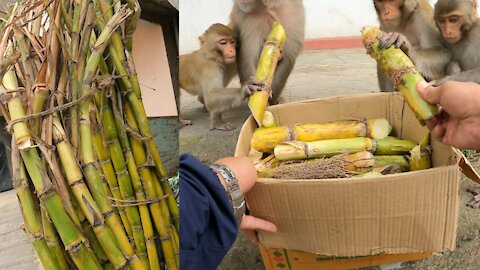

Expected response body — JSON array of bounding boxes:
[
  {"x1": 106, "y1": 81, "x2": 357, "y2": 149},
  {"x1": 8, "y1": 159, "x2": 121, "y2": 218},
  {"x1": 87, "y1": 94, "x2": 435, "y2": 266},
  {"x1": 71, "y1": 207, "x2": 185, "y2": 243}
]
[
  {"x1": 199, "y1": 35, "x2": 206, "y2": 46},
  {"x1": 403, "y1": 0, "x2": 418, "y2": 15}
]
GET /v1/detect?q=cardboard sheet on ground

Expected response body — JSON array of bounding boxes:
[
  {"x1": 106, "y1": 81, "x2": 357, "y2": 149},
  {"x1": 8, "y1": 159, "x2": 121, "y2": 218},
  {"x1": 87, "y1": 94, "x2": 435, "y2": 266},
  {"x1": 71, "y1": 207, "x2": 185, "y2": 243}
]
[{"x1": 133, "y1": 20, "x2": 177, "y2": 117}]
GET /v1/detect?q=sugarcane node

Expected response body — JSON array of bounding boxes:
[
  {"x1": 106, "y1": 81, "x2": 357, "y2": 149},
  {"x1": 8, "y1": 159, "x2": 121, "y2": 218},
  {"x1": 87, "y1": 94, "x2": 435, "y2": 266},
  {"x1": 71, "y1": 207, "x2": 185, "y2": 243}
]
[
  {"x1": 82, "y1": 194, "x2": 103, "y2": 227},
  {"x1": 390, "y1": 67, "x2": 416, "y2": 87}
]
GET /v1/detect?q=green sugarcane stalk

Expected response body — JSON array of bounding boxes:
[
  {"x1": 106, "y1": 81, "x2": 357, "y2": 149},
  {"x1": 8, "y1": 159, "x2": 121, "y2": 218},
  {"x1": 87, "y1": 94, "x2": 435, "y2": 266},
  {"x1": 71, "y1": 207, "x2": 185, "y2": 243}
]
[
  {"x1": 94, "y1": 90, "x2": 161, "y2": 270},
  {"x1": 361, "y1": 26, "x2": 438, "y2": 121},
  {"x1": 274, "y1": 137, "x2": 376, "y2": 161},
  {"x1": 76, "y1": 5, "x2": 148, "y2": 270},
  {"x1": 91, "y1": 92, "x2": 134, "y2": 240},
  {"x1": 374, "y1": 155, "x2": 410, "y2": 172},
  {"x1": 53, "y1": 115, "x2": 129, "y2": 269},
  {"x1": 2, "y1": 69, "x2": 102, "y2": 269},
  {"x1": 68, "y1": 0, "x2": 81, "y2": 151},
  {"x1": 12, "y1": 143, "x2": 64, "y2": 270},
  {"x1": 374, "y1": 137, "x2": 417, "y2": 155},
  {"x1": 122, "y1": 101, "x2": 178, "y2": 269},
  {"x1": 82, "y1": 221, "x2": 109, "y2": 266},
  {"x1": 96, "y1": 13, "x2": 179, "y2": 232},
  {"x1": 40, "y1": 204, "x2": 71, "y2": 269}
]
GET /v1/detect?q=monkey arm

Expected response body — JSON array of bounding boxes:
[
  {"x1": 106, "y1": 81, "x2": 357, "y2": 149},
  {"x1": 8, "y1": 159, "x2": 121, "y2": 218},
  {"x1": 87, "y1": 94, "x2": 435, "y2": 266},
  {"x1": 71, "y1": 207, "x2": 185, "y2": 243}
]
[
  {"x1": 437, "y1": 67, "x2": 480, "y2": 85},
  {"x1": 409, "y1": 47, "x2": 451, "y2": 81},
  {"x1": 204, "y1": 87, "x2": 247, "y2": 113}
]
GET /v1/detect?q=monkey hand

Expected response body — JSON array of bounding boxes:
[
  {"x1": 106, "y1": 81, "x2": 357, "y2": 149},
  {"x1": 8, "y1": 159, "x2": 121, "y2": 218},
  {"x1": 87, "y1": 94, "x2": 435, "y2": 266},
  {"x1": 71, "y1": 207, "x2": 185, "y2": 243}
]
[
  {"x1": 467, "y1": 187, "x2": 480, "y2": 208},
  {"x1": 242, "y1": 77, "x2": 269, "y2": 97},
  {"x1": 379, "y1": 32, "x2": 411, "y2": 55}
]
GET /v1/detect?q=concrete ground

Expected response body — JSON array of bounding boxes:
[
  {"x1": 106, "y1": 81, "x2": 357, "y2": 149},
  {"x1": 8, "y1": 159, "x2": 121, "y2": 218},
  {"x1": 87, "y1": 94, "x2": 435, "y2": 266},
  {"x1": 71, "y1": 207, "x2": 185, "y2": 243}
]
[{"x1": 180, "y1": 48, "x2": 480, "y2": 269}]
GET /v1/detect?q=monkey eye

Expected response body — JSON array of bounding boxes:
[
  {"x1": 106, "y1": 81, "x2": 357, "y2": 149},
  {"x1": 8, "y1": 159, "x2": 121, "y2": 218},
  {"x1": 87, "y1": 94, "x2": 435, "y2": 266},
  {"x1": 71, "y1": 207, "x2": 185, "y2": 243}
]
[
  {"x1": 218, "y1": 40, "x2": 228, "y2": 45},
  {"x1": 448, "y1": 16, "x2": 460, "y2": 23}
]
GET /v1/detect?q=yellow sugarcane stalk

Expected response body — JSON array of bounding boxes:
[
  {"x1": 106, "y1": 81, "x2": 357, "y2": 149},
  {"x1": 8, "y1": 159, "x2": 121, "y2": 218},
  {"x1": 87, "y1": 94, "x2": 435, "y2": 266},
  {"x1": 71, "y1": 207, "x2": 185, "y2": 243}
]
[
  {"x1": 361, "y1": 26, "x2": 438, "y2": 121},
  {"x1": 408, "y1": 133, "x2": 432, "y2": 171},
  {"x1": 248, "y1": 21, "x2": 286, "y2": 127}
]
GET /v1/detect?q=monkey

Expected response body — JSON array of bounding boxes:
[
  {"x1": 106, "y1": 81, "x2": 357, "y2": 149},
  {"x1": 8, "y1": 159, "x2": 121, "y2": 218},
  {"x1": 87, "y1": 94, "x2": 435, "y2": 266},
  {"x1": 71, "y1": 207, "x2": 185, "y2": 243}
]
[
  {"x1": 433, "y1": 0, "x2": 480, "y2": 85},
  {"x1": 373, "y1": 0, "x2": 451, "y2": 92},
  {"x1": 230, "y1": 0, "x2": 305, "y2": 104},
  {"x1": 179, "y1": 23, "x2": 248, "y2": 131}
]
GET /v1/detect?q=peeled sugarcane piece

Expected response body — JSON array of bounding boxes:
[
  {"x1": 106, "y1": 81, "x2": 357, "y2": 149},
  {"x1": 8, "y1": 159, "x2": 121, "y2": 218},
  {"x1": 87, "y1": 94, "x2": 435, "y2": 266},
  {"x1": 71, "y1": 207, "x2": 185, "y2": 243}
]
[
  {"x1": 262, "y1": 111, "x2": 277, "y2": 128},
  {"x1": 361, "y1": 26, "x2": 437, "y2": 121},
  {"x1": 408, "y1": 133, "x2": 432, "y2": 171},
  {"x1": 374, "y1": 155, "x2": 410, "y2": 172},
  {"x1": 3, "y1": 70, "x2": 102, "y2": 269},
  {"x1": 248, "y1": 148, "x2": 264, "y2": 164},
  {"x1": 374, "y1": 137, "x2": 417, "y2": 155},
  {"x1": 248, "y1": 21, "x2": 286, "y2": 126},
  {"x1": 12, "y1": 144, "x2": 64, "y2": 270},
  {"x1": 352, "y1": 172, "x2": 383, "y2": 178},
  {"x1": 274, "y1": 137, "x2": 375, "y2": 161},
  {"x1": 344, "y1": 151, "x2": 375, "y2": 171},
  {"x1": 252, "y1": 118, "x2": 391, "y2": 153}
]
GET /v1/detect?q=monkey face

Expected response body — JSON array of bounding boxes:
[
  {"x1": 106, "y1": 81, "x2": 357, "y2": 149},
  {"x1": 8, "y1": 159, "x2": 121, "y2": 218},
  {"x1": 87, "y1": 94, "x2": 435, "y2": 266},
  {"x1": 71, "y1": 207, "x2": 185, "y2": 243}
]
[
  {"x1": 217, "y1": 38, "x2": 237, "y2": 64},
  {"x1": 436, "y1": 12, "x2": 464, "y2": 44},
  {"x1": 374, "y1": 0, "x2": 402, "y2": 28},
  {"x1": 235, "y1": 0, "x2": 259, "y2": 13}
]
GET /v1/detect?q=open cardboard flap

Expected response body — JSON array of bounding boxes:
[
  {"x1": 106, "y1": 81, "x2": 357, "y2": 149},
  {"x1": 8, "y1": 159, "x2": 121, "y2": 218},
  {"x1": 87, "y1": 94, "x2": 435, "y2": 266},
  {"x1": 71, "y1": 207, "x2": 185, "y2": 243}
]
[{"x1": 454, "y1": 148, "x2": 480, "y2": 184}]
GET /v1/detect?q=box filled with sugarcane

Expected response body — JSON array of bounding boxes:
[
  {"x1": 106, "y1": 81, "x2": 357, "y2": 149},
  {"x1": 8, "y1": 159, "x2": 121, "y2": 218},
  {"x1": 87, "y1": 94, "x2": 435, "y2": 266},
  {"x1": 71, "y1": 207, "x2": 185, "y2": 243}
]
[{"x1": 235, "y1": 92, "x2": 467, "y2": 257}]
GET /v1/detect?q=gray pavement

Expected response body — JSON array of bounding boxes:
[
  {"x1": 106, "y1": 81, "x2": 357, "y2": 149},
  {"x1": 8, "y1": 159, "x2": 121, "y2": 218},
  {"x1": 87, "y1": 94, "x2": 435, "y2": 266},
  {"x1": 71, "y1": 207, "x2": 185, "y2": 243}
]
[{"x1": 180, "y1": 48, "x2": 480, "y2": 270}]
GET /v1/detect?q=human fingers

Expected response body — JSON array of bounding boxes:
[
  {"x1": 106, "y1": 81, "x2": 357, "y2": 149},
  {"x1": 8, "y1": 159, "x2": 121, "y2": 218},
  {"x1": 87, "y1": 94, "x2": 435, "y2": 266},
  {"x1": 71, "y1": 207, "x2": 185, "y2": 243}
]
[
  {"x1": 240, "y1": 215, "x2": 278, "y2": 233},
  {"x1": 417, "y1": 80, "x2": 443, "y2": 105},
  {"x1": 430, "y1": 124, "x2": 446, "y2": 142}
]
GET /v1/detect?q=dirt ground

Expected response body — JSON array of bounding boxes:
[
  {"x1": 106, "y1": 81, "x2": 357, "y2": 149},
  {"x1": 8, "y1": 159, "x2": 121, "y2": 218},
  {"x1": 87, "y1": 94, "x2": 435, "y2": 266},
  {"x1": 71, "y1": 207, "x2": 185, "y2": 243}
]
[{"x1": 179, "y1": 48, "x2": 480, "y2": 270}]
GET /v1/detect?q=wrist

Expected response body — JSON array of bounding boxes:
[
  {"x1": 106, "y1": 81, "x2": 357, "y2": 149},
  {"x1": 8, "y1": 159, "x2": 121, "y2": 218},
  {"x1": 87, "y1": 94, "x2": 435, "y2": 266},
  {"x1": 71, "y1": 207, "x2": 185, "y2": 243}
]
[{"x1": 210, "y1": 163, "x2": 246, "y2": 226}]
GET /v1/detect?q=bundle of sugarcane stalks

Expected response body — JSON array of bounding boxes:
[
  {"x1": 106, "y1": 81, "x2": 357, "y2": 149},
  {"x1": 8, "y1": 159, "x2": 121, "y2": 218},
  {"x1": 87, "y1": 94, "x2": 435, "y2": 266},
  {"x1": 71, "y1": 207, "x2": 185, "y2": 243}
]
[{"x1": 0, "y1": 0, "x2": 178, "y2": 269}]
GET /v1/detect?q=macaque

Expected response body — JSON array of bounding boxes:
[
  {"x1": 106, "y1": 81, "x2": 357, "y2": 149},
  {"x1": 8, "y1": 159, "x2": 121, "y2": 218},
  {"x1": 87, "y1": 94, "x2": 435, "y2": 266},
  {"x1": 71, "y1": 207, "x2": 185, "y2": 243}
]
[
  {"x1": 230, "y1": 0, "x2": 305, "y2": 104},
  {"x1": 373, "y1": 0, "x2": 451, "y2": 91},
  {"x1": 434, "y1": 0, "x2": 480, "y2": 84},
  {"x1": 179, "y1": 23, "x2": 247, "y2": 131}
]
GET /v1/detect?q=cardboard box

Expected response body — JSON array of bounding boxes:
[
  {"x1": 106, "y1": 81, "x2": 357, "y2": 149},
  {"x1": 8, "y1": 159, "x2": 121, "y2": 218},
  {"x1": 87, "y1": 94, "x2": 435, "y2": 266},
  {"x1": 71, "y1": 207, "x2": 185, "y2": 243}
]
[
  {"x1": 235, "y1": 92, "x2": 464, "y2": 257},
  {"x1": 259, "y1": 245, "x2": 432, "y2": 270}
]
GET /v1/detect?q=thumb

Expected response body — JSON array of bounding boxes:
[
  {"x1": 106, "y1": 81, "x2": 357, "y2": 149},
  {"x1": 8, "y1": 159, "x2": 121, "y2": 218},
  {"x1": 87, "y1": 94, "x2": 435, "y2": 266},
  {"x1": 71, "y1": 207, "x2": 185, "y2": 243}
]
[{"x1": 417, "y1": 80, "x2": 442, "y2": 105}]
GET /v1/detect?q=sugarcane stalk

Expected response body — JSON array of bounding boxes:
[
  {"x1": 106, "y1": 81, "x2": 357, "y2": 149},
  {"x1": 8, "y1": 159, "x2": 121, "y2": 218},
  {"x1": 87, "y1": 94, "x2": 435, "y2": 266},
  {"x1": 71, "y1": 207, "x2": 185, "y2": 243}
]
[
  {"x1": 274, "y1": 137, "x2": 376, "y2": 161},
  {"x1": 251, "y1": 118, "x2": 392, "y2": 152},
  {"x1": 123, "y1": 102, "x2": 178, "y2": 269},
  {"x1": 361, "y1": 26, "x2": 438, "y2": 121},
  {"x1": 262, "y1": 110, "x2": 276, "y2": 128},
  {"x1": 408, "y1": 133, "x2": 432, "y2": 171},
  {"x1": 91, "y1": 92, "x2": 134, "y2": 240},
  {"x1": 374, "y1": 155, "x2": 410, "y2": 172},
  {"x1": 374, "y1": 137, "x2": 417, "y2": 155},
  {"x1": 104, "y1": 103, "x2": 161, "y2": 270},
  {"x1": 248, "y1": 21, "x2": 286, "y2": 127},
  {"x1": 82, "y1": 221, "x2": 109, "y2": 266},
  {"x1": 53, "y1": 115, "x2": 130, "y2": 269},
  {"x1": 12, "y1": 142, "x2": 64, "y2": 270},
  {"x1": 40, "y1": 206, "x2": 70, "y2": 269},
  {"x1": 68, "y1": 0, "x2": 81, "y2": 151},
  {"x1": 2, "y1": 69, "x2": 102, "y2": 269}
]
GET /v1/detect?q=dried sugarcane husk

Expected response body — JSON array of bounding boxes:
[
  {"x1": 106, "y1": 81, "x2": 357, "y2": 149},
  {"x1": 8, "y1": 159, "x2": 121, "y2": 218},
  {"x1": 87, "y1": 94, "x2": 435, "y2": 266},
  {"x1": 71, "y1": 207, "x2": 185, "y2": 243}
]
[
  {"x1": 361, "y1": 26, "x2": 438, "y2": 121},
  {"x1": 248, "y1": 21, "x2": 286, "y2": 127}
]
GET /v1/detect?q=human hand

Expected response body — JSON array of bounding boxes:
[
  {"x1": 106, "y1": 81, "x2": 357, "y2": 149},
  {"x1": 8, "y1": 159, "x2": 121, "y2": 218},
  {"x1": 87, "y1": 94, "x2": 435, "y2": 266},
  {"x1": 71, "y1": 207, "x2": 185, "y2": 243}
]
[
  {"x1": 240, "y1": 214, "x2": 277, "y2": 243},
  {"x1": 416, "y1": 80, "x2": 480, "y2": 149},
  {"x1": 215, "y1": 156, "x2": 278, "y2": 242}
]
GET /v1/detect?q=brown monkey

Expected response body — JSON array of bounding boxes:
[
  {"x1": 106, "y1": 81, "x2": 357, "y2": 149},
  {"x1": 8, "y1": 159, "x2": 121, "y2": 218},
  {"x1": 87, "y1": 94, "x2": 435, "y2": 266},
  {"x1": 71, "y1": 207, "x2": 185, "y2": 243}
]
[
  {"x1": 373, "y1": 0, "x2": 451, "y2": 91},
  {"x1": 230, "y1": 0, "x2": 305, "y2": 104},
  {"x1": 179, "y1": 23, "x2": 246, "y2": 131},
  {"x1": 434, "y1": 0, "x2": 480, "y2": 84}
]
